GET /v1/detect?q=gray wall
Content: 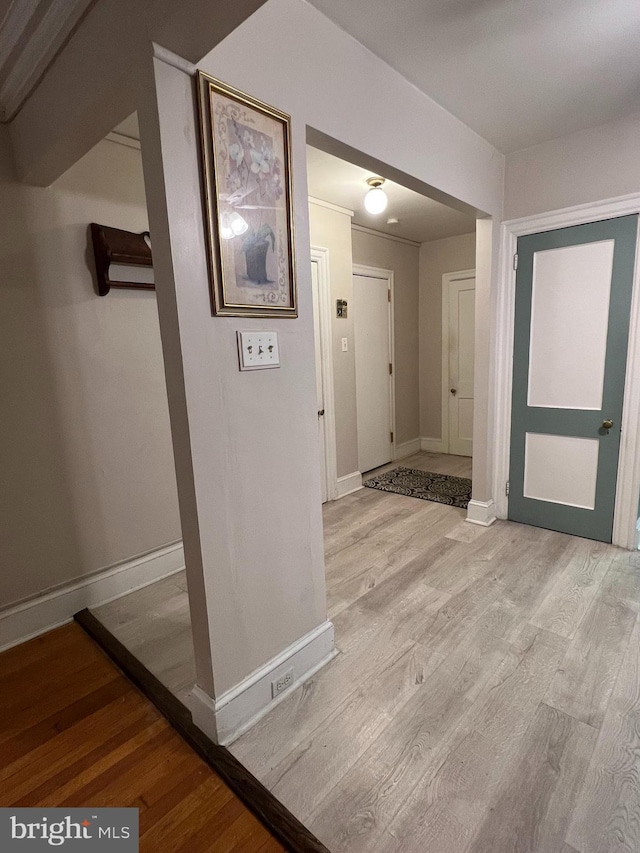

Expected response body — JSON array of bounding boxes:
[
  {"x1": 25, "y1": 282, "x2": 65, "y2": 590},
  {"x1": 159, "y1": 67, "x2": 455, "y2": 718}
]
[
  {"x1": 351, "y1": 229, "x2": 420, "y2": 447},
  {"x1": 419, "y1": 232, "x2": 476, "y2": 439},
  {"x1": 308, "y1": 208, "x2": 473, "y2": 462},
  {"x1": 308, "y1": 210, "x2": 421, "y2": 470},
  {"x1": 0, "y1": 127, "x2": 181, "y2": 608}
]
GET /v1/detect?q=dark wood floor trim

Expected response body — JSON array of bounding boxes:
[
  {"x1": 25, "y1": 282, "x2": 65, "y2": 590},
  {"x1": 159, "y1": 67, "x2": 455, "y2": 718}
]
[{"x1": 74, "y1": 608, "x2": 330, "y2": 853}]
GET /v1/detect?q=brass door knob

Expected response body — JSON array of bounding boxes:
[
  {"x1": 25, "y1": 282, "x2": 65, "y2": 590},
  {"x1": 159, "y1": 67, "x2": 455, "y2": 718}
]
[{"x1": 602, "y1": 419, "x2": 614, "y2": 430}]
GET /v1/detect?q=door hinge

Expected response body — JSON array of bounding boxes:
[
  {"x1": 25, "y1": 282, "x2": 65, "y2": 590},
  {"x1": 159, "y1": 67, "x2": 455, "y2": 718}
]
[
  {"x1": 505, "y1": 481, "x2": 510, "y2": 496},
  {"x1": 389, "y1": 363, "x2": 393, "y2": 375},
  {"x1": 513, "y1": 253, "x2": 519, "y2": 270},
  {"x1": 390, "y1": 431, "x2": 394, "y2": 443},
  {"x1": 388, "y1": 289, "x2": 391, "y2": 302}
]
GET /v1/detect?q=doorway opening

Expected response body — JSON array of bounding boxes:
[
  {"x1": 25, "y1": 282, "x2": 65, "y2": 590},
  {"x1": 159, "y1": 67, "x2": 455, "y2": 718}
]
[
  {"x1": 442, "y1": 268, "x2": 476, "y2": 457},
  {"x1": 305, "y1": 141, "x2": 477, "y2": 504}
]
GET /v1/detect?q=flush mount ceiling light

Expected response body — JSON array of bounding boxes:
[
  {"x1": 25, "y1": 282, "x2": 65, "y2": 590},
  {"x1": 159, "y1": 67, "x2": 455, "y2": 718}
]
[{"x1": 364, "y1": 177, "x2": 388, "y2": 215}]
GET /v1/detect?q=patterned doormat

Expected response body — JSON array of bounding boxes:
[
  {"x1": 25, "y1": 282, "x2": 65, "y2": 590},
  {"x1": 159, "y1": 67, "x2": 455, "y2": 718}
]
[{"x1": 363, "y1": 467, "x2": 472, "y2": 509}]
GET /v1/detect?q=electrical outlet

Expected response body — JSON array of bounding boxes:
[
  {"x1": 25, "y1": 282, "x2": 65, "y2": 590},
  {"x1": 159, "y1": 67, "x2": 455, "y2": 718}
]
[
  {"x1": 271, "y1": 667, "x2": 294, "y2": 697},
  {"x1": 237, "y1": 331, "x2": 280, "y2": 370}
]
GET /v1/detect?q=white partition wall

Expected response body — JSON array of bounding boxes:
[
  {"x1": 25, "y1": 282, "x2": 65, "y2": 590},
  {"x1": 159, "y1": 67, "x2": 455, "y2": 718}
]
[
  {"x1": 139, "y1": 50, "x2": 334, "y2": 743},
  {"x1": 133, "y1": 0, "x2": 505, "y2": 741}
]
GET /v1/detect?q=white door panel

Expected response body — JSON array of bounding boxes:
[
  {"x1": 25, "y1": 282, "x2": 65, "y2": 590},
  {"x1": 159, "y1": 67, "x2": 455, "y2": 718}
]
[
  {"x1": 447, "y1": 275, "x2": 475, "y2": 456},
  {"x1": 523, "y1": 432, "x2": 599, "y2": 510},
  {"x1": 354, "y1": 273, "x2": 392, "y2": 474},
  {"x1": 311, "y1": 260, "x2": 327, "y2": 502},
  {"x1": 527, "y1": 241, "x2": 614, "y2": 410}
]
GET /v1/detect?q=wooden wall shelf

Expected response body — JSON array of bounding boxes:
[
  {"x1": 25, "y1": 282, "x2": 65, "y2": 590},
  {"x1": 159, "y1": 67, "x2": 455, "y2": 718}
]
[{"x1": 90, "y1": 223, "x2": 154, "y2": 296}]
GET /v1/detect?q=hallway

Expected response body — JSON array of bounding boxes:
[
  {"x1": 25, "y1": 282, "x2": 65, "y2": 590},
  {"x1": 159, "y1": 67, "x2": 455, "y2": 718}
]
[
  {"x1": 3, "y1": 2, "x2": 640, "y2": 851},
  {"x1": 95, "y1": 451, "x2": 640, "y2": 852}
]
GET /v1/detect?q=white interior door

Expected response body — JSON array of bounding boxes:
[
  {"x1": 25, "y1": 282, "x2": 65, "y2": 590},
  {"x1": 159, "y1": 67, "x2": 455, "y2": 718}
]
[
  {"x1": 447, "y1": 273, "x2": 475, "y2": 456},
  {"x1": 311, "y1": 260, "x2": 327, "y2": 502},
  {"x1": 353, "y1": 273, "x2": 392, "y2": 473}
]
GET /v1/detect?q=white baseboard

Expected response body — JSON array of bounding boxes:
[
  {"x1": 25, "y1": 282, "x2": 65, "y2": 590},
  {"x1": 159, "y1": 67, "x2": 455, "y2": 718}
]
[
  {"x1": 466, "y1": 499, "x2": 497, "y2": 527},
  {"x1": 189, "y1": 619, "x2": 336, "y2": 745},
  {"x1": 336, "y1": 470, "x2": 363, "y2": 498},
  {"x1": 394, "y1": 438, "x2": 421, "y2": 459},
  {"x1": 420, "y1": 436, "x2": 446, "y2": 453},
  {"x1": 0, "y1": 541, "x2": 185, "y2": 652}
]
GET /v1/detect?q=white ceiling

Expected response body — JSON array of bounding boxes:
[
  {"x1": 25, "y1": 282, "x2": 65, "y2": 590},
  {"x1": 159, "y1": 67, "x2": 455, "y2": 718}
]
[
  {"x1": 308, "y1": 0, "x2": 640, "y2": 153},
  {"x1": 306, "y1": 145, "x2": 475, "y2": 244},
  {"x1": 3, "y1": 0, "x2": 639, "y2": 154}
]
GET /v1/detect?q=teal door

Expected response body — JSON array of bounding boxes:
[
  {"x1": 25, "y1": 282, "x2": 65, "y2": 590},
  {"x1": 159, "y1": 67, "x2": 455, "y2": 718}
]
[{"x1": 508, "y1": 215, "x2": 638, "y2": 542}]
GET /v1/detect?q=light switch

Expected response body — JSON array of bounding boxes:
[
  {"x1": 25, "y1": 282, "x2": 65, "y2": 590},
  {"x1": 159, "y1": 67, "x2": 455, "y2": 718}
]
[
  {"x1": 237, "y1": 331, "x2": 280, "y2": 370},
  {"x1": 341, "y1": 337, "x2": 348, "y2": 352}
]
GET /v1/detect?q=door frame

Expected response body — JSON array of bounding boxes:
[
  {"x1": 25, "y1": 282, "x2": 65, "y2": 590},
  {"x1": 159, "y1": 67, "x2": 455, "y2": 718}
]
[
  {"x1": 311, "y1": 246, "x2": 338, "y2": 501},
  {"x1": 493, "y1": 194, "x2": 640, "y2": 548},
  {"x1": 352, "y1": 263, "x2": 396, "y2": 462},
  {"x1": 441, "y1": 268, "x2": 476, "y2": 455}
]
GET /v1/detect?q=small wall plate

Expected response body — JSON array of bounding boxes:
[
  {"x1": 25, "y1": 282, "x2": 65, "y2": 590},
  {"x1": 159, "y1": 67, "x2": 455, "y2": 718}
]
[{"x1": 237, "y1": 331, "x2": 280, "y2": 370}]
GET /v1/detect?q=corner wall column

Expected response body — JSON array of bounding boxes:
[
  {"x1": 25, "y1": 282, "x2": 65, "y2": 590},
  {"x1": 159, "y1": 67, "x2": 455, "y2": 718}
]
[
  {"x1": 467, "y1": 217, "x2": 498, "y2": 527},
  {"x1": 137, "y1": 45, "x2": 333, "y2": 743}
]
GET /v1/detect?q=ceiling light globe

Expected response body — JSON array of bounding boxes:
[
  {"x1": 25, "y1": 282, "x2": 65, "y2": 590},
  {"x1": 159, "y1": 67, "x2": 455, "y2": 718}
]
[{"x1": 364, "y1": 186, "x2": 388, "y2": 215}]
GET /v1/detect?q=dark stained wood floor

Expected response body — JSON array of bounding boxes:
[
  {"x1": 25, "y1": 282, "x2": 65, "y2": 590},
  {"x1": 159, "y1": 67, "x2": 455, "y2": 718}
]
[{"x1": 0, "y1": 624, "x2": 285, "y2": 853}]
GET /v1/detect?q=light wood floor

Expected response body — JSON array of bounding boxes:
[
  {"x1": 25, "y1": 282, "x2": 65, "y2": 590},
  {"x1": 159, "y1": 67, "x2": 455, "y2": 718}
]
[
  {"x1": 95, "y1": 451, "x2": 640, "y2": 853},
  {"x1": 96, "y1": 569, "x2": 196, "y2": 705},
  {"x1": 0, "y1": 623, "x2": 284, "y2": 853},
  {"x1": 363, "y1": 449, "x2": 473, "y2": 480}
]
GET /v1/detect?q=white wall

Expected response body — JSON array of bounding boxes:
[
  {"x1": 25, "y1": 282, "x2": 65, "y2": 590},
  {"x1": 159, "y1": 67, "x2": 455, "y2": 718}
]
[
  {"x1": 308, "y1": 201, "x2": 358, "y2": 478},
  {"x1": 505, "y1": 114, "x2": 640, "y2": 220},
  {"x1": 351, "y1": 229, "x2": 420, "y2": 447},
  {"x1": 120, "y1": 0, "x2": 504, "y2": 722},
  {"x1": 0, "y1": 127, "x2": 181, "y2": 609},
  {"x1": 215, "y1": 2, "x2": 503, "y2": 218},
  {"x1": 419, "y1": 232, "x2": 476, "y2": 440},
  {"x1": 201, "y1": 0, "x2": 503, "y2": 514},
  {"x1": 140, "y1": 53, "x2": 331, "y2": 704},
  {"x1": 0, "y1": 0, "x2": 507, "y2": 738}
]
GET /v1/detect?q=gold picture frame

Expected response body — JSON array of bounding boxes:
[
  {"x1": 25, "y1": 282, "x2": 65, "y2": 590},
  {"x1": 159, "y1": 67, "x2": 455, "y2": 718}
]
[{"x1": 197, "y1": 72, "x2": 297, "y2": 317}]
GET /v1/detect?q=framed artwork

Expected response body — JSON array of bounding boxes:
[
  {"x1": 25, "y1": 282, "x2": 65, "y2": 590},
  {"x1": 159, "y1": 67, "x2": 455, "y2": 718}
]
[{"x1": 197, "y1": 71, "x2": 297, "y2": 317}]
